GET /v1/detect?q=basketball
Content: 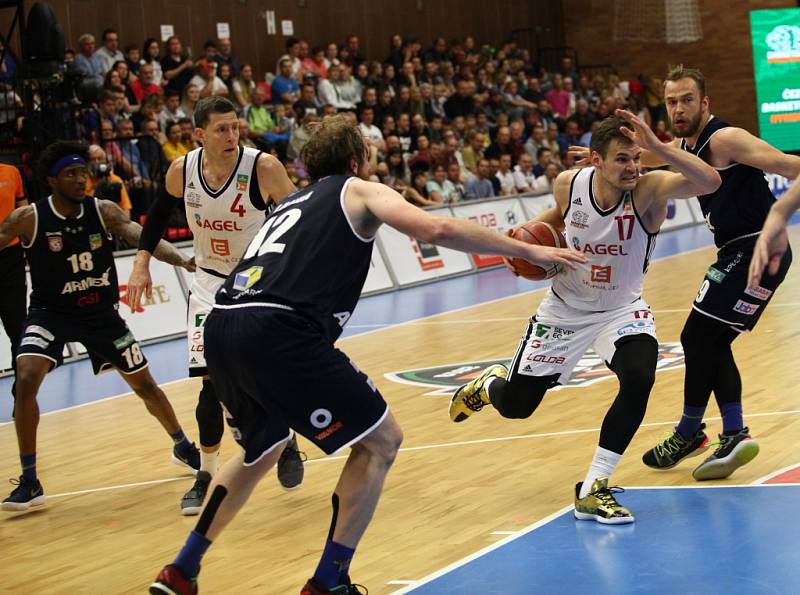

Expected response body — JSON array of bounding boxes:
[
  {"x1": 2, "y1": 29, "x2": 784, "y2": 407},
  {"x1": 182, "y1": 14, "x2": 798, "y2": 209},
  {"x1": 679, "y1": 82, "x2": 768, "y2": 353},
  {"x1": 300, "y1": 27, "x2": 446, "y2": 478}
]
[{"x1": 508, "y1": 221, "x2": 568, "y2": 280}]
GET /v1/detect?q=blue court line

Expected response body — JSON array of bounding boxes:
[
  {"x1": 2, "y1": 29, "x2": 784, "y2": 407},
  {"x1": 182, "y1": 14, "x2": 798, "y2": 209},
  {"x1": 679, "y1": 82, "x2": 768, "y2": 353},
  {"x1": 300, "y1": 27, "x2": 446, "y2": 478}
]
[
  {"x1": 397, "y1": 485, "x2": 800, "y2": 595},
  {"x1": 1, "y1": 218, "x2": 797, "y2": 423}
]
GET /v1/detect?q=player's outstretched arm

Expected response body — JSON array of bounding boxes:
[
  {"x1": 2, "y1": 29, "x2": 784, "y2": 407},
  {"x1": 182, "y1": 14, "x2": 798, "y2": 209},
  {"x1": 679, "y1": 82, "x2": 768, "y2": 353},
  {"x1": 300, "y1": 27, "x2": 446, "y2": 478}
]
[
  {"x1": 0, "y1": 205, "x2": 34, "y2": 250},
  {"x1": 256, "y1": 153, "x2": 297, "y2": 206},
  {"x1": 748, "y1": 172, "x2": 800, "y2": 288},
  {"x1": 712, "y1": 127, "x2": 800, "y2": 179},
  {"x1": 348, "y1": 177, "x2": 586, "y2": 269}
]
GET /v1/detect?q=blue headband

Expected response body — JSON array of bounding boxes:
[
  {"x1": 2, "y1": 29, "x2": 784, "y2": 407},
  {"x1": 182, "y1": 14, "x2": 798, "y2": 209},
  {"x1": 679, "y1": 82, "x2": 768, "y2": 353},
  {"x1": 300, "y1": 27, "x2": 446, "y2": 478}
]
[{"x1": 48, "y1": 155, "x2": 87, "y2": 178}]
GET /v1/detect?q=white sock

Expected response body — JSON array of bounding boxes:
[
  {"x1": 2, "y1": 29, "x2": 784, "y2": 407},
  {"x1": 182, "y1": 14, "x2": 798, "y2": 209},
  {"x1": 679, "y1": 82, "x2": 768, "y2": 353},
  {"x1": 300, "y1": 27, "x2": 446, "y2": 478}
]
[
  {"x1": 200, "y1": 449, "x2": 219, "y2": 476},
  {"x1": 484, "y1": 376, "x2": 497, "y2": 397},
  {"x1": 579, "y1": 446, "x2": 622, "y2": 498}
]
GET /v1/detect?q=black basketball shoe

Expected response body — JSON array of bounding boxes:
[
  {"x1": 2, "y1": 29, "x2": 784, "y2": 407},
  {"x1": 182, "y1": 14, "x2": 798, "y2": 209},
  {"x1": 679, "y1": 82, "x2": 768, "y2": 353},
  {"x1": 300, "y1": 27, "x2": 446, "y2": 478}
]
[{"x1": 642, "y1": 423, "x2": 709, "y2": 469}]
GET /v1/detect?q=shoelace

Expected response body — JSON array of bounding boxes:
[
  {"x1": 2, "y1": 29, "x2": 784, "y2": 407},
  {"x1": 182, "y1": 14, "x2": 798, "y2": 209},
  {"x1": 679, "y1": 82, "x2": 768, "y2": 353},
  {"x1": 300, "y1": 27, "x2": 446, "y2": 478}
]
[
  {"x1": 9, "y1": 477, "x2": 21, "y2": 487},
  {"x1": 282, "y1": 446, "x2": 309, "y2": 463},
  {"x1": 705, "y1": 435, "x2": 732, "y2": 457},
  {"x1": 655, "y1": 432, "x2": 687, "y2": 457},
  {"x1": 591, "y1": 486, "x2": 626, "y2": 509},
  {"x1": 463, "y1": 391, "x2": 487, "y2": 412}
]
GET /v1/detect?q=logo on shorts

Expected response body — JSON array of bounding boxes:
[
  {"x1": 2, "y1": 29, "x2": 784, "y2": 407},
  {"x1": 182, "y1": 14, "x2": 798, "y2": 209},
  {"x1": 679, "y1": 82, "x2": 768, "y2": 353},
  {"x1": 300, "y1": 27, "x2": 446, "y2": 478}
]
[
  {"x1": 194, "y1": 313, "x2": 207, "y2": 327},
  {"x1": 618, "y1": 320, "x2": 655, "y2": 336},
  {"x1": 46, "y1": 232, "x2": 63, "y2": 252},
  {"x1": 733, "y1": 300, "x2": 760, "y2": 315},
  {"x1": 113, "y1": 331, "x2": 136, "y2": 350},
  {"x1": 385, "y1": 343, "x2": 686, "y2": 395},
  {"x1": 535, "y1": 323, "x2": 551, "y2": 338},
  {"x1": 706, "y1": 267, "x2": 726, "y2": 283},
  {"x1": 744, "y1": 285, "x2": 773, "y2": 300},
  {"x1": 89, "y1": 233, "x2": 103, "y2": 251},
  {"x1": 233, "y1": 266, "x2": 263, "y2": 291}
]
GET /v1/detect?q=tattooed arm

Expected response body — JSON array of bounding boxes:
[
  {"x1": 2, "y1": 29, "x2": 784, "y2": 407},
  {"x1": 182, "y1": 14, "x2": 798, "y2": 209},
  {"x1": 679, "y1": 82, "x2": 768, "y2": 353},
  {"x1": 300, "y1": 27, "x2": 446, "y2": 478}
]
[{"x1": 97, "y1": 199, "x2": 195, "y2": 270}]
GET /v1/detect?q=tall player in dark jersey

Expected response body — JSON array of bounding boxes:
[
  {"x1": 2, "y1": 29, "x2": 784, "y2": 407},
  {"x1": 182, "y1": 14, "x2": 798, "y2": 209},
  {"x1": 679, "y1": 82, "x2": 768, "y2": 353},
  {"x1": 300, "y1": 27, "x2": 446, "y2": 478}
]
[
  {"x1": 0, "y1": 141, "x2": 200, "y2": 512},
  {"x1": 149, "y1": 115, "x2": 586, "y2": 595},
  {"x1": 640, "y1": 66, "x2": 800, "y2": 480}
]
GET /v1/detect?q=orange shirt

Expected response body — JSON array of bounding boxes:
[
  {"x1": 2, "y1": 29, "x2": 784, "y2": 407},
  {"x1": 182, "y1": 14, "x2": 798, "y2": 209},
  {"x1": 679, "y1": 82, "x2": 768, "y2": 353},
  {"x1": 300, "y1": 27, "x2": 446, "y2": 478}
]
[
  {"x1": 85, "y1": 173, "x2": 132, "y2": 212},
  {"x1": 0, "y1": 163, "x2": 25, "y2": 247}
]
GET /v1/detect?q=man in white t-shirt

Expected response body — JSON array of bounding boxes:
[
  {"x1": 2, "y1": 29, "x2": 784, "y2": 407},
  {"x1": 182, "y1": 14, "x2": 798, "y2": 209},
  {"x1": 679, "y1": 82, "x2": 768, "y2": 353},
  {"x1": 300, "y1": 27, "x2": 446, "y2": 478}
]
[
  {"x1": 512, "y1": 153, "x2": 537, "y2": 192},
  {"x1": 357, "y1": 106, "x2": 386, "y2": 154},
  {"x1": 190, "y1": 62, "x2": 229, "y2": 98},
  {"x1": 495, "y1": 153, "x2": 517, "y2": 195}
]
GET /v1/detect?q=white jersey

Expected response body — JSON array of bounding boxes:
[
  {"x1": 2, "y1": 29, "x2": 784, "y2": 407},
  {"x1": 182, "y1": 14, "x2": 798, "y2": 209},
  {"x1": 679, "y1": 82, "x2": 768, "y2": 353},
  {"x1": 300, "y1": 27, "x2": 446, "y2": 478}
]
[
  {"x1": 552, "y1": 166, "x2": 657, "y2": 312},
  {"x1": 183, "y1": 146, "x2": 269, "y2": 277}
]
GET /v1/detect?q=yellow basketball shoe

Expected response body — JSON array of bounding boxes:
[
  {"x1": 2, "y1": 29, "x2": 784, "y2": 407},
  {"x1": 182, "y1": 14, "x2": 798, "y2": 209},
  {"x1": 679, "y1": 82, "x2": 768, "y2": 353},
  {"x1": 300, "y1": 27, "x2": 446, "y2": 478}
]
[
  {"x1": 574, "y1": 478, "x2": 634, "y2": 524},
  {"x1": 448, "y1": 364, "x2": 507, "y2": 423}
]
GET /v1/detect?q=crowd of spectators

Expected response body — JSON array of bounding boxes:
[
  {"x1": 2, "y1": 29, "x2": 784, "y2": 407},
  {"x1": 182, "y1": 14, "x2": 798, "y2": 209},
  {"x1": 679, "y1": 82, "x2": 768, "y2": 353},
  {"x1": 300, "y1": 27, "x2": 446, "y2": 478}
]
[{"x1": 2, "y1": 28, "x2": 674, "y2": 224}]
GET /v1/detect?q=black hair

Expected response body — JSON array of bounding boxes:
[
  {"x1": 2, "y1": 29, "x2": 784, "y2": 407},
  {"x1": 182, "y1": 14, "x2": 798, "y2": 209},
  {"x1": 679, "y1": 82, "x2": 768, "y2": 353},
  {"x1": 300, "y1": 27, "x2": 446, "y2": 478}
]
[{"x1": 38, "y1": 141, "x2": 89, "y2": 187}]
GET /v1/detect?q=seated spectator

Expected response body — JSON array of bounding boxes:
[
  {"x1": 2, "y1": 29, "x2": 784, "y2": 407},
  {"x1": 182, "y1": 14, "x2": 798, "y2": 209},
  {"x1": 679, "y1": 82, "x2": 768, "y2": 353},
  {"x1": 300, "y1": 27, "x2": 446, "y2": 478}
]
[
  {"x1": 445, "y1": 161, "x2": 465, "y2": 202},
  {"x1": 533, "y1": 147, "x2": 554, "y2": 177},
  {"x1": 407, "y1": 135, "x2": 432, "y2": 171},
  {"x1": 86, "y1": 144, "x2": 132, "y2": 216},
  {"x1": 486, "y1": 158, "x2": 502, "y2": 195},
  {"x1": 276, "y1": 37, "x2": 302, "y2": 78},
  {"x1": 233, "y1": 63, "x2": 258, "y2": 110},
  {"x1": 358, "y1": 106, "x2": 385, "y2": 153},
  {"x1": 116, "y1": 119, "x2": 151, "y2": 219},
  {"x1": 531, "y1": 162, "x2": 560, "y2": 193},
  {"x1": 162, "y1": 120, "x2": 190, "y2": 162},
  {"x1": 272, "y1": 58, "x2": 301, "y2": 104},
  {"x1": 181, "y1": 84, "x2": 200, "y2": 123},
  {"x1": 503, "y1": 81, "x2": 536, "y2": 120},
  {"x1": 159, "y1": 88, "x2": 187, "y2": 132},
  {"x1": 133, "y1": 93, "x2": 164, "y2": 132},
  {"x1": 655, "y1": 119, "x2": 673, "y2": 142},
  {"x1": 463, "y1": 158, "x2": 494, "y2": 199},
  {"x1": 523, "y1": 76, "x2": 544, "y2": 104},
  {"x1": 302, "y1": 45, "x2": 327, "y2": 79},
  {"x1": 579, "y1": 119, "x2": 600, "y2": 148},
  {"x1": 141, "y1": 38, "x2": 163, "y2": 86},
  {"x1": 161, "y1": 36, "x2": 194, "y2": 94},
  {"x1": 178, "y1": 117, "x2": 198, "y2": 151},
  {"x1": 495, "y1": 153, "x2": 517, "y2": 195},
  {"x1": 461, "y1": 129, "x2": 485, "y2": 174},
  {"x1": 130, "y1": 62, "x2": 162, "y2": 104},
  {"x1": 83, "y1": 89, "x2": 119, "y2": 142},
  {"x1": 558, "y1": 121, "x2": 582, "y2": 154},
  {"x1": 426, "y1": 164, "x2": 457, "y2": 203},
  {"x1": 444, "y1": 79, "x2": 475, "y2": 119},
  {"x1": 293, "y1": 82, "x2": 320, "y2": 117},
  {"x1": 395, "y1": 112, "x2": 413, "y2": 152},
  {"x1": 385, "y1": 148, "x2": 409, "y2": 187},
  {"x1": 287, "y1": 113, "x2": 319, "y2": 161},
  {"x1": 334, "y1": 64, "x2": 362, "y2": 110},
  {"x1": 543, "y1": 123, "x2": 562, "y2": 165},
  {"x1": 237, "y1": 118, "x2": 258, "y2": 149},
  {"x1": 93, "y1": 28, "x2": 124, "y2": 75},
  {"x1": 404, "y1": 170, "x2": 440, "y2": 207},
  {"x1": 124, "y1": 43, "x2": 141, "y2": 76},
  {"x1": 513, "y1": 153, "x2": 537, "y2": 193},
  {"x1": 485, "y1": 125, "x2": 514, "y2": 161},
  {"x1": 218, "y1": 63, "x2": 235, "y2": 96},
  {"x1": 323, "y1": 42, "x2": 340, "y2": 71},
  {"x1": 409, "y1": 113, "x2": 429, "y2": 149},
  {"x1": 214, "y1": 37, "x2": 240, "y2": 77},
  {"x1": 138, "y1": 118, "x2": 169, "y2": 181},
  {"x1": 100, "y1": 118, "x2": 133, "y2": 178},
  {"x1": 74, "y1": 33, "x2": 104, "y2": 93},
  {"x1": 190, "y1": 60, "x2": 228, "y2": 98},
  {"x1": 567, "y1": 98, "x2": 596, "y2": 136}
]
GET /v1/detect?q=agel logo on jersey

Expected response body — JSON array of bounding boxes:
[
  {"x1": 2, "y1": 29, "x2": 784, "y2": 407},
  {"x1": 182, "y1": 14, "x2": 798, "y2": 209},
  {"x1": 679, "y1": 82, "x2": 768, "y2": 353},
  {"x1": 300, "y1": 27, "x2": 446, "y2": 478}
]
[
  {"x1": 233, "y1": 266, "x2": 263, "y2": 291},
  {"x1": 46, "y1": 232, "x2": 63, "y2": 252},
  {"x1": 385, "y1": 343, "x2": 686, "y2": 396}
]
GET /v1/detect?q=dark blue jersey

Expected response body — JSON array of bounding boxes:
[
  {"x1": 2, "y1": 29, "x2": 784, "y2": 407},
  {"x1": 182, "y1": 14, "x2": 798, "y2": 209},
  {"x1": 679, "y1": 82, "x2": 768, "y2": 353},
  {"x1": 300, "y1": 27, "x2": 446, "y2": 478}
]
[
  {"x1": 215, "y1": 175, "x2": 374, "y2": 342},
  {"x1": 23, "y1": 196, "x2": 118, "y2": 314},
  {"x1": 680, "y1": 117, "x2": 775, "y2": 248}
]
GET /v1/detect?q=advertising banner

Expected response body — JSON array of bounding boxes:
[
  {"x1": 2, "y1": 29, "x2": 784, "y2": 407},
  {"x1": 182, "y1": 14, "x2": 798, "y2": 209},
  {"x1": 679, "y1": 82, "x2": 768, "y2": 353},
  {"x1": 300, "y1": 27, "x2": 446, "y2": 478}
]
[{"x1": 451, "y1": 198, "x2": 527, "y2": 268}]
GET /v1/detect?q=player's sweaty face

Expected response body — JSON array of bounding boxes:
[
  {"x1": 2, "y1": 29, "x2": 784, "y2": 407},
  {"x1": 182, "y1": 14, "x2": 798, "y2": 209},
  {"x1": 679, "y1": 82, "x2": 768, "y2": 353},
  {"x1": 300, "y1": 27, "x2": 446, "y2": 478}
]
[
  {"x1": 203, "y1": 112, "x2": 240, "y2": 155},
  {"x1": 54, "y1": 165, "x2": 89, "y2": 202},
  {"x1": 600, "y1": 141, "x2": 640, "y2": 191}
]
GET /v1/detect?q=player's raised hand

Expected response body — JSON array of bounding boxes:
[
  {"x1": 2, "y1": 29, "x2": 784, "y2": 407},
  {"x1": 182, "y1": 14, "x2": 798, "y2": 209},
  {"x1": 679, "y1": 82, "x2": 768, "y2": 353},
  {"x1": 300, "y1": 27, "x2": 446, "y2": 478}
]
[
  {"x1": 615, "y1": 109, "x2": 661, "y2": 152},
  {"x1": 567, "y1": 146, "x2": 591, "y2": 168},
  {"x1": 748, "y1": 213, "x2": 789, "y2": 288}
]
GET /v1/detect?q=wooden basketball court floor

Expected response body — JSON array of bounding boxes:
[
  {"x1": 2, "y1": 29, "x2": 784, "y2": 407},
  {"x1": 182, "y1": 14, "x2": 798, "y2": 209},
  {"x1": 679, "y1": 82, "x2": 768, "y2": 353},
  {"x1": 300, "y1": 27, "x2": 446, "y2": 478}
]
[{"x1": 2, "y1": 226, "x2": 799, "y2": 594}]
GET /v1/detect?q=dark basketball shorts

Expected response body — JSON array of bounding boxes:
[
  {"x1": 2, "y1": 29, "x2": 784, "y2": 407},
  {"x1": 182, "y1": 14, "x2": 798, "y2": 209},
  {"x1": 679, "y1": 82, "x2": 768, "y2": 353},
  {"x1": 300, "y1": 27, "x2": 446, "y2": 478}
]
[
  {"x1": 17, "y1": 307, "x2": 149, "y2": 375},
  {"x1": 204, "y1": 306, "x2": 389, "y2": 465},
  {"x1": 693, "y1": 239, "x2": 792, "y2": 332}
]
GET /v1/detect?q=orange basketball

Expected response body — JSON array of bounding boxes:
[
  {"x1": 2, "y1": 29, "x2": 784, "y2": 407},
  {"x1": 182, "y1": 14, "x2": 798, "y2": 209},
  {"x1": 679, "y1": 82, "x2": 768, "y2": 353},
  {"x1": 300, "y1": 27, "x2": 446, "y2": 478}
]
[{"x1": 508, "y1": 221, "x2": 568, "y2": 280}]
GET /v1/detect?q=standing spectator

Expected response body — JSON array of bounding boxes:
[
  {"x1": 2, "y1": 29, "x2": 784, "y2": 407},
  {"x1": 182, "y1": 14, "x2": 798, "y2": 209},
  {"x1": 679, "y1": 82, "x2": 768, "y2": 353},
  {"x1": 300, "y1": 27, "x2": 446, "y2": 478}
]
[
  {"x1": 463, "y1": 158, "x2": 495, "y2": 199},
  {"x1": 130, "y1": 62, "x2": 162, "y2": 104},
  {"x1": 495, "y1": 153, "x2": 517, "y2": 195},
  {"x1": 141, "y1": 38, "x2": 163, "y2": 86},
  {"x1": 271, "y1": 58, "x2": 300, "y2": 105},
  {"x1": 161, "y1": 36, "x2": 194, "y2": 95},
  {"x1": 74, "y1": 33, "x2": 104, "y2": 91},
  {"x1": 232, "y1": 63, "x2": 257, "y2": 110},
  {"x1": 93, "y1": 28, "x2": 124, "y2": 75},
  {"x1": 0, "y1": 163, "x2": 27, "y2": 379},
  {"x1": 214, "y1": 37, "x2": 240, "y2": 77},
  {"x1": 159, "y1": 89, "x2": 187, "y2": 133}
]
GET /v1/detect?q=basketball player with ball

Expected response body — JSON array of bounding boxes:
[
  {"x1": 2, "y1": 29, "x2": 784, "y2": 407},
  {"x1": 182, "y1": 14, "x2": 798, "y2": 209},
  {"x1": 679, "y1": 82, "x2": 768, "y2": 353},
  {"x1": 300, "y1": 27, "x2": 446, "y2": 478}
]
[{"x1": 449, "y1": 112, "x2": 721, "y2": 524}]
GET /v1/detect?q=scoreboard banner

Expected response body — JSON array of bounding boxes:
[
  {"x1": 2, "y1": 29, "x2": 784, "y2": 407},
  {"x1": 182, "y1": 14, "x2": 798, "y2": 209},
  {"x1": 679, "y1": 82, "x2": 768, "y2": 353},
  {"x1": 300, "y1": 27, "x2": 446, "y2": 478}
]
[{"x1": 750, "y1": 8, "x2": 800, "y2": 152}]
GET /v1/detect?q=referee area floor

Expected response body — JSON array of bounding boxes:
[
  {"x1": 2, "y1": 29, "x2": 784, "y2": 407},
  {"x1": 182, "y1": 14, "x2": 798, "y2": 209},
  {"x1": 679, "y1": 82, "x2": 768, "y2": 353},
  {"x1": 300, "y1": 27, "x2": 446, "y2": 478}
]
[{"x1": 1, "y1": 220, "x2": 799, "y2": 594}]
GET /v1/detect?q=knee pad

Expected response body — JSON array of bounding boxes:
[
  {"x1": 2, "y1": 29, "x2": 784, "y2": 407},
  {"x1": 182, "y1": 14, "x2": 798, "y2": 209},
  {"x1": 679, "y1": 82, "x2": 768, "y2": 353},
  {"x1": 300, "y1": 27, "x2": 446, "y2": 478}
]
[{"x1": 196, "y1": 379, "x2": 224, "y2": 447}]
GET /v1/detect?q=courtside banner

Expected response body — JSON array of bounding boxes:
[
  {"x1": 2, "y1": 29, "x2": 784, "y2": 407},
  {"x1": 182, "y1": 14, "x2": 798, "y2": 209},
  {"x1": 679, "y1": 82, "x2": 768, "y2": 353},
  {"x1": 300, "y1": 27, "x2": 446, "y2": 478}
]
[
  {"x1": 451, "y1": 198, "x2": 528, "y2": 268},
  {"x1": 74, "y1": 255, "x2": 188, "y2": 354},
  {"x1": 361, "y1": 243, "x2": 394, "y2": 294},
  {"x1": 376, "y1": 207, "x2": 473, "y2": 286},
  {"x1": 661, "y1": 199, "x2": 697, "y2": 230},
  {"x1": 519, "y1": 194, "x2": 557, "y2": 220}
]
